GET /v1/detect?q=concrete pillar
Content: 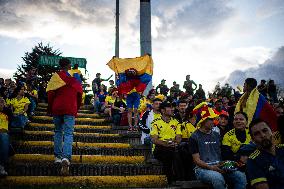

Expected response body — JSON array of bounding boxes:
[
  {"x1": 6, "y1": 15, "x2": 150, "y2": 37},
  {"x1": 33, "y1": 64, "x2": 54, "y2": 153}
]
[
  {"x1": 140, "y1": 0, "x2": 152, "y2": 95},
  {"x1": 115, "y1": 0, "x2": 119, "y2": 58}
]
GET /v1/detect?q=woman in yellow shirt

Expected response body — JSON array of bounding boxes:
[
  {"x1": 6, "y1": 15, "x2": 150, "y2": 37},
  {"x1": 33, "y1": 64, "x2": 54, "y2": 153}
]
[
  {"x1": 104, "y1": 89, "x2": 118, "y2": 117},
  {"x1": 10, "y1": 86, "x2": 30, "y2": 129},
  {"x1": 222, "y1": 112, "x2": 251, "y2": 161}
]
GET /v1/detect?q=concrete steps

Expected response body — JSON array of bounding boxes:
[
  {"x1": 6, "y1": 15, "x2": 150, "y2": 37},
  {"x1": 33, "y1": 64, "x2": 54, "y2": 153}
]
[
  {"x1": 18, "y1": 130, "x2": 141, "y2": 144},
  {"x1": 0, "y1": 175, "x2": 167, "y2": 188},
  {"x1": 8, "y1": 162, "x2": 163, "y2": 176},
  {"x1": 13, "y1": 145, "x2": 152, "y2": 156},
  {"x1": 1, "y1": 103, "x2": 168, "y2": 188}
]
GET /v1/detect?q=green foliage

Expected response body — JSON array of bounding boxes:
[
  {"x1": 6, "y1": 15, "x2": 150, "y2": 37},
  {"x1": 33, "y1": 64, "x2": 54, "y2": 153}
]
[
  {"x1": 213, "y1": 82, "x2": 233, "y2": 97},
  {"x1": 13, "y1": 42, "x2": 62, "y2": 84}
]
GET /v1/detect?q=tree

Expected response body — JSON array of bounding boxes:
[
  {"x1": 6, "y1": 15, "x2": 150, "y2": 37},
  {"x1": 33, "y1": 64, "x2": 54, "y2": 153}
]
[
  {"x1": 212, "y1": 82, "x2": 233, "y2": 98},
  {"x1": 14, "y1": 42, "x2": 62, "y2": 84}
]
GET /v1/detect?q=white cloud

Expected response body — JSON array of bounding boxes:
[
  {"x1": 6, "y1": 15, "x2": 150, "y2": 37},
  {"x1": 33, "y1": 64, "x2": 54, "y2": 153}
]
[
  {"x1": 256, "y1": 0, "x2": 284, "y2": 19},
  {"x1": 0, "y1": 68, "x2": 16, "y2": 79},
  {"x1": 0, "y1": 0, "x2": 283, "y2": 94},
  {"x1": 229, "y1": 47, "x2": 272, "y2": 69},
  {"x1": 226, "y1": 46, "x2": 284, "y2": 88}
]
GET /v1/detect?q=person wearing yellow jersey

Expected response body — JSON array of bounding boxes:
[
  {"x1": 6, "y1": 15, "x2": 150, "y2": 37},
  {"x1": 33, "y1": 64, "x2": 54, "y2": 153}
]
[
  {"x1": 176, "y1": 106, "x2": 197, "y2": 181},
  {"x1": 222, "y1": 112, "x2": 251, "y2": 161},
  {"x1": 104, "y1": 88, "x2": 118, "y2": 117},
  {"x1": 138, "y1": 89, "x2": 156, "y2": 115},
  {"x1": 0, "y1": 97, "x2": 9, "y2": 176},
  {"x1": 10, "y1": 85, "x2": 30, "y2": 129},
  {"x1": 150, "y1": 101, "x2": 181, "y2": 184},
  {"x1": 181, "y1": 107, "x2": 197, "y2": 141},
  {"x1": 173, "y1": 100, "x2": 188, "y2": 124}
]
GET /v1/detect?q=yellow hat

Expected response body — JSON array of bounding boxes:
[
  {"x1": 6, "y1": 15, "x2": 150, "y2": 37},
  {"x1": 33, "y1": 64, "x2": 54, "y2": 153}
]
[
  {"x1": 155, "y1": 94, "x2": 165, "y2": 101},
  {"x1": 193, "y1": 102, "x2": 219, "y2": 127}
]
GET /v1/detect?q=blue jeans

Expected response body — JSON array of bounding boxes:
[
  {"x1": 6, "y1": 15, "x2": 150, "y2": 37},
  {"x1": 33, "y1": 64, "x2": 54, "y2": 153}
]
[
  {"x1": 53, "y1": 115, "x2": 75, "y2": 161},
  {"x1": 11, "y1": 114, "x2": 28, "y2": 129},
  {"x1": 0, "y1": 133, "x2": 9, "y2": 165},
  {"x1": 29, "y1": 98, "x2": 37, "y2": 113},
  {"x1": 94, "y1": 100, "x2": 101, "y2": 112},
  {"x1": 195, "y1": 167, "x2": 247, "y2": 189}
]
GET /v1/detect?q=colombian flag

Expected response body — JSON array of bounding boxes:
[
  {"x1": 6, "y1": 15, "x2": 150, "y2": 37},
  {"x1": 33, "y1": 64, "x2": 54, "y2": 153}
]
[
  {"x1": 46, "y1": 71, "x2": 82, "y2": 93},
  {"x1": 235, "y1": 88, "x2": 277, "y2": 131},
  {"x1": 107, "y1": 54, "x2": 153, "y2": 95}
]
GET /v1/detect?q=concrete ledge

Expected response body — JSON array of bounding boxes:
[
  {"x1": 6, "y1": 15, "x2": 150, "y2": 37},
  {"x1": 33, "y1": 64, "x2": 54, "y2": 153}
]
[
  {"x1": 10, "y1": 154, "x2": 145, "y2": 164},
  {"x1": 174, "y1": 180, "x2": 212, "y2": 189},
  {"x1": 32, "y1": 116, "x2": 106, "y2": 123},
  {"x1": 16, "y1": 141, "x2": 131, "y2": 148},
  {"x1": 0, "y1": 175, "x2": 168, "y2": 187}
]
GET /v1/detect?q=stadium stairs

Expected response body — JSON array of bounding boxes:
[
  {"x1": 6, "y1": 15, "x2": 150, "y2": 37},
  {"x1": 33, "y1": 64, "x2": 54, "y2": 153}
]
[{"x1": 0, "y1": 103, "x2": 211, "y2": 189}]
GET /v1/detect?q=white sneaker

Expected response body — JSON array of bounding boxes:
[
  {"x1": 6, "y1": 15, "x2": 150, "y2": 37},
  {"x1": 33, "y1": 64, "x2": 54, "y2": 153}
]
[
  {"x1": 0, "y1": 165, "x2": 8, "y2": 177},
  {"x1": 61, "y1": 158, "x2": 70, "y2": 165},
  {"x1": 54, "y1": 157, "x2": 62, "y2": 164},
  {"x1": 61, "y1": 158, "x2": 70, "y2": 176}
]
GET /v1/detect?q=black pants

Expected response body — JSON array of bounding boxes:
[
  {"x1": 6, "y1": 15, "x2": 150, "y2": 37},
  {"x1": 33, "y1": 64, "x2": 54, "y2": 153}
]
[
  {"x1": 153, "y1": 145, "x2": 175, "y2": 184},
  {"x1": 175, "y1": 142, "x2": 194, "y2": 181},
  {"x1": 112, "y1": 114, "x2": 121, "y2": 126}
]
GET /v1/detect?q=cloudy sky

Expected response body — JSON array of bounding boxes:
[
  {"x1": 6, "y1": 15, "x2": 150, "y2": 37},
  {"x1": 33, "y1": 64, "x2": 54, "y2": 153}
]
[{"x1": 0, "y1": 0, "x2": 284, "y2": 93}]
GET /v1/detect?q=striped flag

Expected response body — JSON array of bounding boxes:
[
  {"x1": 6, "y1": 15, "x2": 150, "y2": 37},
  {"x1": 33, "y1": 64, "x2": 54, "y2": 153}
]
[{"x1": 235, "y1": 88, "x2": 277, "y2": 131}]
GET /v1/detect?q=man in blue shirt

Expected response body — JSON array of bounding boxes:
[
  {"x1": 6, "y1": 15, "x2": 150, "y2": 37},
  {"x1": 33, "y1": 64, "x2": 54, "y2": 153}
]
[{"x1": 247, "y1": 118, "x2": 284, "y2": 189}]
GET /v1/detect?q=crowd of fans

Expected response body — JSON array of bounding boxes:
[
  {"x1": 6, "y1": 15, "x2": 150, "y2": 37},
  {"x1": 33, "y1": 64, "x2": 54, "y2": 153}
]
[
  {"x1": 1, "y1": 68, "x2": 284, "y2": 189},
  {"x1": 0, "y1": 75, "x2": 40, "y2": 176},
  {"x1": 89, "y1": 73, "x2": 284, "y2": 188},
  {"x1": 137, "y1": 76, "x2": 284, "y2": 189}
]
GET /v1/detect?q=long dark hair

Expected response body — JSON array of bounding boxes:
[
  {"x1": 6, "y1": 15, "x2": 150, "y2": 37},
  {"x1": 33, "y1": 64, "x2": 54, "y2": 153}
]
[{"x1": 12, "y1": 85, "x2": 24, "y2": 98}]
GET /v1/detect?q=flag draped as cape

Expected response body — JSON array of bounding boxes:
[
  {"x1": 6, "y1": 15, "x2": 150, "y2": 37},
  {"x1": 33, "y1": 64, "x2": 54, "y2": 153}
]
[{"x1": 235, "y1": 88, "x2": 277, "y2": 131}]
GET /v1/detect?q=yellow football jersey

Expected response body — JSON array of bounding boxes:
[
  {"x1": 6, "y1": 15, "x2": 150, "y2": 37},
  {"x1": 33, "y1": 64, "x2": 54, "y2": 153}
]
[{"x1": 222, "y1": 128, "x2": 251, "y2": 153}]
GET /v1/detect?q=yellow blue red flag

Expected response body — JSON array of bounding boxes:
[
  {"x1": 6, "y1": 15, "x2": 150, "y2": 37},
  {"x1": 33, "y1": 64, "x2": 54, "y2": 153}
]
[
  {"x1": 235, "y1": 88, "x2": 277, "y2": 131},
  {"x1": 107, "y1": 54, "x2": 153, "y2": 94}
]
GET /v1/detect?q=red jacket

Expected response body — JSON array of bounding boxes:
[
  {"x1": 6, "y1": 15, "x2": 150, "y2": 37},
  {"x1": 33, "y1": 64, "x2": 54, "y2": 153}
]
[{"x1": 47, "y1": 71, "x2": 83, "y2": 116}]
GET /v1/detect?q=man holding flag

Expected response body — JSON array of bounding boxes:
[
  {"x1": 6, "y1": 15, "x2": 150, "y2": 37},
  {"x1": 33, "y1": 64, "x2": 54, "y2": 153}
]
[{"x1": 107, "y1": 54, "x2": 153, "y2": 131}]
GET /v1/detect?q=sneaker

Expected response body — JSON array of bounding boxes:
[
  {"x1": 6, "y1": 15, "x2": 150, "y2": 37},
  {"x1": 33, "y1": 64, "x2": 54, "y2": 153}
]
[
  {"x1": 0, "y1": 165, "x2": 8, "y2": 177},
  {"x1": 127, "y1": 126, "x2": 133, "y2": 133},
  {"x1": 146, "y1": 158, "x2": 160, "y2": 165},
  {"x1": 61, "y1": 158, "x2": 70, "y2": 176},
  {"x1": 133, "y1": 126, "x2": 138, "y2": 132},
  {"x1": 54, "y1": 157, "x2": 62, "y2": 164}
]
